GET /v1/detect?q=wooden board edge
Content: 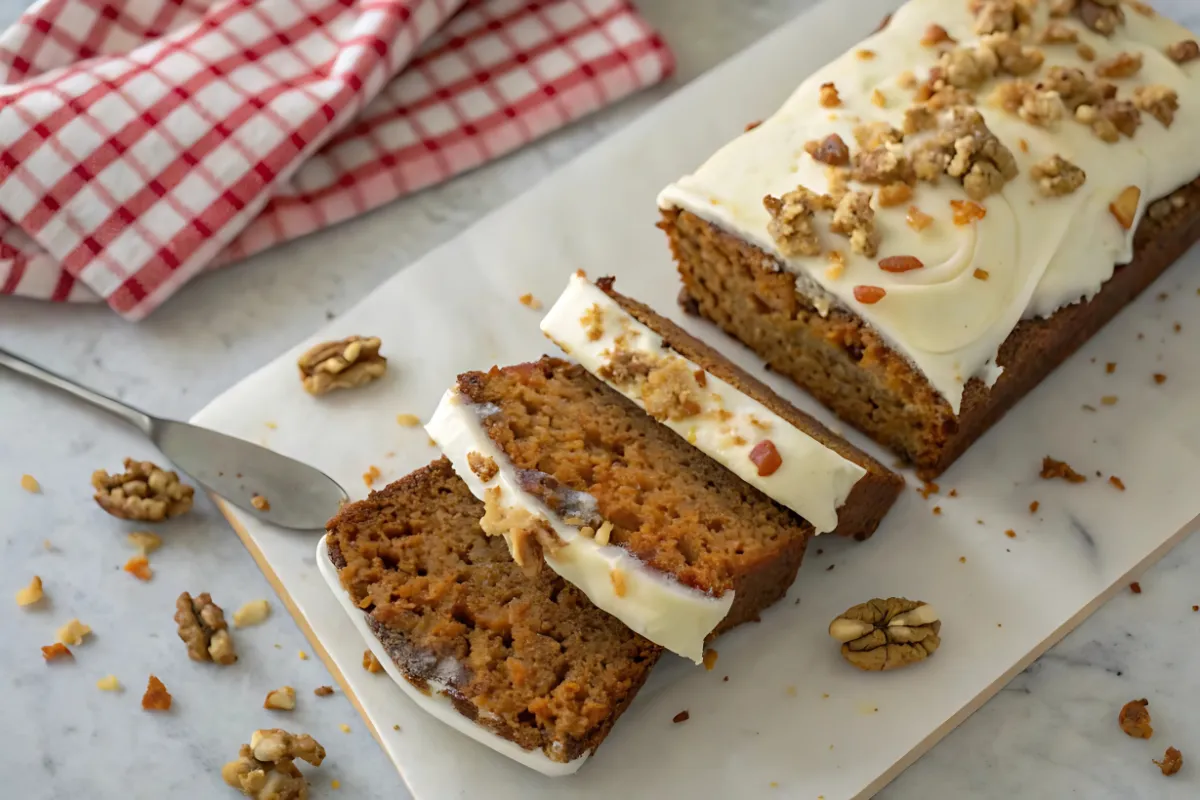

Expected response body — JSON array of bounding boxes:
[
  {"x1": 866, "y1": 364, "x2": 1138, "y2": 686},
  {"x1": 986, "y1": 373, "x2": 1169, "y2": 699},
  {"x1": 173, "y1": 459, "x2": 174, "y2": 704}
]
[{"x1": 855, "y1": 511, "x2": 1200, "y2": 799}]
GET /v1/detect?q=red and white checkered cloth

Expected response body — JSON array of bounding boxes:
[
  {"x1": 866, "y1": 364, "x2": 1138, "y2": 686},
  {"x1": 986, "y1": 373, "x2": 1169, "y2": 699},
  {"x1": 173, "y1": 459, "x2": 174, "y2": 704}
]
[{"x1": 0, "y1": 0, "x2": 672, "y2": 318}]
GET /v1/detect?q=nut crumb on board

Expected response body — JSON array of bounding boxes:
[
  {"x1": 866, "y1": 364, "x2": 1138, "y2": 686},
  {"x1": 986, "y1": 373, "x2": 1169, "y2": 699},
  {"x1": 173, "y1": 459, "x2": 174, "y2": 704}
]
[
  {"x1": 57, "y1": 618, "x2": 91, "y2": 646},
  {"x1": 339, "y1": 724, "x2": 351, "y2": 733},
  {"x1": 233, "y1": 600, "x2": 271, "y2": 628},
  {"x1": 1119, "y1": 698, "x2": 1153, "y2": 738},
  {"x1": 1040, "y1": 456, "x2": 1086, "y2": 483},
  {"x1": 251, "y1": 494, "x2": 271, "y2": 512},
  {"x1": 16, "y1": 575, "x2": 44, "y2": 606},
  {"x1": 362, "y1": 466, "x2": 382, "y2": 488},
  {"x1": 298, "y1": 336, "x2": 386, "y2": 395},
  {"x1": 672, "y1": 710, "x2": 690, "y2": 724},
  {"x1": 96, "y1": 675, "x2": 121, "y2": 692},
  {"x1": 142, "y1": 675, "x2": 173, "y2": 711},
  {"x1": 1154, "y1": 746, "x2": 1183, "y2": 776},
  {"x1": 1109, "y1": 476, "x2": 1126, "y2": 491},
  {"x1": 298, "y1": 651, "x2": 309, "y2": 661},
  {"x1": 93, "y1": 458, "x2": 194, "y2": 522},
  {"x1": 703, "y1": 649, "x2": 719, "y2": 671},
  {"x1": 828, "y1": 597, "x2": 940, "y2": 671},
  {"x1": 518, "y1": 293, "x2": 543, "y2": 310},
  {"x1": 396, "y1": 413, "x2": 421, "y2": 427},
  {"x1": 127, "y1": 531, "x2": 162, "y2": 555},
  {"x1": 175, "y1": 592, "x2": 237, "y2": 665},
  {"x1": 222, "y1": 729, "x2": 326, "y2": 798},
  {"x1": 363, "y1": 650, "x2": 384, "y2": 673},
  {"x1": 1130, "y1": 582, "x2": 1142, "y2": 594},
  {"x1": 1153, "y1": 373, "x2": 1167, "y2": 384},
  {"x1": 264, "y1": 686, "x2": 297, "y2": 711},
  {"x1": 1029, "y1": 501, "x2": 1040, "y2": 513}
]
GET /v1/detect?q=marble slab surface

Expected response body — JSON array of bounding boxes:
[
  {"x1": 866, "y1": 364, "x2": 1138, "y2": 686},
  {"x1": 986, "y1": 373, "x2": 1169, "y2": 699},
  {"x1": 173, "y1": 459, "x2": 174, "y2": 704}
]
[{"x1": 3, "y1": 1, "x2": 1200, "y2": 798}]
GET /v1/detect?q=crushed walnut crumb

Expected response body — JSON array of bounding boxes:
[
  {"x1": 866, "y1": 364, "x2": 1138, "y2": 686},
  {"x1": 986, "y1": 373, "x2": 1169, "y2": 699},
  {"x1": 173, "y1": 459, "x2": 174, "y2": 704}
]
[
  {"x1": 314, "y1": 686, "x2": 334, "y2": 697},
  {"x1": 1040, "y1": 456, "x2": 1087, "y2": 483},
  {"x1": 805, "y1": 134, "x2": 850, "y2": 166},
  {"x1": 819, "y1": 82, "x2": 841, "y2": 108},
  {"x1": 939, "y1": 44, "x2": 999, "y2": 90},
  {"x1": 1077, "y1": 0, "x2": 1125, "y2": 36},
  {"x1": 1154, "y1": 746, "x2": 1183, "y2": 776},
  {"x1": 16, "y1": 575, "x2": 44, "y2": 607},
  {"x1": 250, "y1": 493, "x2": 270, "y2": 512},
  {"x1": 1119, "y1": 698, "x2": 1153, "y2": 738},
  {"x1": 984, "y1": 33, "x2": 1045, "y2": 76},
  {"x1": 92, "y1": 458, "x2": 194, "y2": 522},
  {"x1": 298, "y1": 336, "x2": 386, "y2": 395},
  {"x1": 175, "y1": 591, "x2": 237, "y2": 665},
  {"x1": 363, "y1": 650, "x2": 384, "y2": 673},
  {"x1": 911, "y1": 108, "x2": 1018, "y2": 200},
  {"x1": 1095, "y1": 51, "x2": 1142, "y2": 79},
  {"x1": 992, "y1": 80, "x2": 1066, "y2": 128},
  {"x1": 127, "y1": 531, "x2": 162, "y2": 555},
  {"x1": 1153, "y1": 373, "x2": 1167, "y2": 384},
  {"x1": 1133, "y1": 85, "x2": 1179, "y2": 127},
  {"x1": 852, "y1": 143, "x2": 912, "y2": 186},
  {"x1": 1109, "y1": 475, "x2": 1126, "y2": 491},
  {"x1": 56, "y1": 618, "x2": 91, "y2": 646},
  {"x1": 518, "y1": 293, "x2": 542, "y2": 310},
  {"x1": 830, "y1": 191, "x2": 880, "y2": 257},
  {"x1": 1040, "y1": 20, "x2": 1078, "y2": 44},
  {"x1": 222, "y1": 729, "x2": 326, "y2": 798},
  {"x1": 1166, "y1": 39, "x2": 1199, "y2": 64},
  {"x1": 903, "y1": 105, "x2": 937, "y2": 135},
  {"x1": 1077, "y1": 42, "x2": 1096, "y2": 61},
  {"x1": 763, "y1": 186, "x2": 831, "y2": 257},
  {"x1": 233, "y1": 599, "x2": 271, "y2": 628},
  {"x1": 641, "y1": 359, "x2": 704, "y2": 421},
  {"x1": 871, "y1": 89, "x2": 887, "y2": 108},
  {"x1": 1030, "y1": 155, "x2": 1087, "y2": 197},
  {"x1": 1076, "y1": 98, "x2": 1141, "y2": 143},
  {"x1": 467, "y1": 451, "x2": 499, "y2": 483},
  {"x1": 142, "y1": 675, "x2": 173, "y2": 711},
  {"x1": 1030, "y1": 500, "x2": 1040, "y2": 513},
  {"x1": 264, "y1": 686, "x2": 297, "y2": 711},
  {"x1": 972, "y1": 0, "x2": 1032, "y2": 36}
]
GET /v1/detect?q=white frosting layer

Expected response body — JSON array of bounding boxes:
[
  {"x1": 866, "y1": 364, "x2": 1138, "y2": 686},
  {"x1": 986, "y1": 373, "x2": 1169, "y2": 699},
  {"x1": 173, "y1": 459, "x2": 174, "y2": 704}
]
[
  {"x1": 315, "y1": 536, "x2": 585, "y2": 776},
  {"x1": 540, "y1": 273, "x2": 866, "y2": 533},
  {"x1": 426, "y1": 388, "x2": 733, "y2": 664},
  {"x1": 658, "y1": 0, "x2": 1200, "y2": 413}
]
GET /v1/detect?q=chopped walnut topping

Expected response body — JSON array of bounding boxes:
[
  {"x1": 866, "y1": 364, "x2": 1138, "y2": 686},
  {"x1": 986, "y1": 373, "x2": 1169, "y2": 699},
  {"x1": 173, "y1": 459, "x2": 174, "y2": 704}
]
[
  {"x1": 41, "y1": 643, "x2": 72, "y2": 661},
  {"x1": 233, "y1": 599, "x2": 271, "y2": 628},
  {"x1": 1039, "y1": 20, "x2": 1079, "y2": 43},
  {"x1": 912, "y1": 108, "x2": 1019, "y2": 200},
  {"x1": 903, "y1": 105, "x2": 938, "y2": 135},
  {"x1": 1077, "y1": 42, "x2": 1096, "y2": 61},
  {"x1": 599, "y1": 350, "x2": 655, "y2": 384},
  {"x1": 1095, "y1": 51, "x2": 1142, "y2": 79},
  {"x1": 1049, "y1": 0, "x2": 1077, "y2": 16},
  {"x1": 826, "y1": 166, "x2": 850, "y2": 203},
  {"x1": 805, "y1": 133, "x2": 850, "y2": 166},
  {"x1": 878, "y1": 182, "x2": 913, "y2": 208},
  {"x1": 580, "y1": 303, "x2": 605, "y2": 341},
  {"x1": 852, "y1": 144, "x2": 913, "y2": 186},
  {"x1": 642, "y1": 359, "x2": 703, "y2": 421},
  {"x1": 1078, "y1": 0, "x2": 1124, "y2": 36},
  {"x1": 1133, "y1": 85, "x2": 1179, "y2": 127},
  {"x1": 972, "y1": 0, "x2": 1032, "y2": 36},
  {"x1": 906, "y1": 206, "x2": 934, "y2": 232},
  {"x1": 127, "y1": 531, "x2": 162, "y2": 555},
  {"x1": 298, "y1": 336, "x2": 386, "y2": 395},
  {"x1": 467, "y1": 451, "x2": 498, "y2": 482},
  {"x1": 854, "y1": 285, "x2": 887, "y2": 304},
  {"x1": 57, "y1": 618, "x2": 91, "y2": 646},
  {"x1": 830, "y1": 191, "x2": 880, "y2": 257},
  {"x1": 175, "y1": 591, "x2": 237, "y2": 666},
  {"x1": 951, "y1": 199, "x2": 987, "y2": 225},
  {"x1": 92, "y1": 458, "x2": 194, "y2": 522},
  {"x1": 1030, "y1": 155, "x2": 1087, "y2": 196},
  {"x1": 763, "y1": 186, "x2": 831, "y2": 257},
  {"x1": 748, "y1": 440, "x2": 783, "y2": 477},
  {"x1": 363, "y1": 650, "x2": 384, "y2": 673},
  {"x1": 898, "y1": 70, "x2": 919, "y2": 89},
  {"x1": 1109, "y1": 185, "x2": 1141, "y2": 229},
  {"x1": 984, "y1": 33, "x2": 1045, "y2": 76},
  {"x1": 879, "y1": 255, "x2": 925, "y2": 272},
  {"x1": 1039, "y1": 66, "x2": 1110, "y2": 110},
  {"x1": 264, "y1": 686, "x2": 297, "y2": 711},
  {"x1": 1041, "y1": 456, "x2": 1087, "y2": 482},
  {"x1": 1127, "y1": 0, "x2": 1154, "y2": 16},
  {"x1": 819, "y1": 82, "x2": 841, "y2": 108},
  {"x1": 992, "y1": 79, "x2": 1066, "y2": 128},
  {"x1": 921, "y1": 24, "x2": 955, "y2": 46},
  {"x1": 853, "y1": 121, "x2": 904, "y2": 150},
  {"x1": 1075, "y1": 98, "x2": 1140, "y2": 142},
  {"x1": 1109, "y1": 475, "x2": 1126, "y2": 491},
  {"x1": 1167, "y1": 39, "x2": 1200, "y2": 64},
  {"x1": 1154, "y1": 746, "x2": 1183, "y2": 776},
  {"x1": 1119, "y1": 698, "x2": 1153, "y2": 738},
  {"x1": 16, "y1": 575, "x2": 44, "y2": 607},
  {"x1": 142, "y1": 675, "x2": 172, "y2": 711},
  {"x1": 940, "y1": 44, "x2": 999, "y2": 89},
  {"x1": 829, "y1": 598, "x2": 941, "y2": 671},
  {"x1": 223, "y1": 729, "x2": 326, "y2": 799}
]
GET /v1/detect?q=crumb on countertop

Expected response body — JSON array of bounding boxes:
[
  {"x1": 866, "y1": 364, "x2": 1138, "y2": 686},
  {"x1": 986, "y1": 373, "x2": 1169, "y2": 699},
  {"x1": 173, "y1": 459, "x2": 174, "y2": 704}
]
[
  {"x1": 1119, "y1": 698, "x2": 1152, "y2": 738},
  {"x1": 396, "y1": 413, "x2": 421, "y2": 427},
  {"x1": 56, "y1": 618, "x2": 91, "y2": 646},
  {"x1": 298, "y1": 651, "x2": 309, "y2": 661},
  {"x1": 363, "y1": 650, "x2": 384, "y2": 673},
  {"x1": 41, "y1": 643, "x2": 72, "y2": 661},
  {"x1": 127, "y1": 531, "x2": 162, "y2": 555},
  {"x1": 1040, "y1": 457, "x2": 1086, "y2": 483},
  {"x1": 314, "y1": 686, "x2": 334, "y2": 697},
  {"x1": 20, "y1": 474, "x2": 40, "y2": 493},
  {"x1": 672, "y1": 710, "x2": 690, "y2": 724},
  {"x1": 919, "y1": 481, "x2": 939, "y2": 499},
  {"x1": 1153, "y1": 373, "x2": 1167, "y2": 384},
  {"x1": 703, "y1": 649, "x2": 719, "y2": 671},
  {"x1": 233, "y1": 599, "x2": 271, "y2": 628},
  {"x1": 1131, "y1": 582, "x2": 1142, "y2": 594},
  {"x1": 96, "y1": 675, "x2": 121, "y2": 692},
  {"x1": 519, "y1": 293, "x2": 543, "y2": 310},
  {"x1": 16, "y1": 575, "x2": 44, "y2": 607},
  {"x1": 1109, "y1": 476, "x2": 1126, "y2": 491},
  {"x1": 1154, "y1": 746, "x2": 1183, "y2": 776},
  {"x1": 1029, "y1": 501, "x2": 1040, "y2": 513},
  {"x1": 142, "y1": 675, "x2": 172, "y2": 711},
  {"x1": 264, "y1": 686, "x2": 297, "y2": 711},
  {"x1": 1101, "y1": 395, "x2": 1118, "y2": 406},
  {"x1": 362, "y1": 466, "x2": 381, "y2": 488}
]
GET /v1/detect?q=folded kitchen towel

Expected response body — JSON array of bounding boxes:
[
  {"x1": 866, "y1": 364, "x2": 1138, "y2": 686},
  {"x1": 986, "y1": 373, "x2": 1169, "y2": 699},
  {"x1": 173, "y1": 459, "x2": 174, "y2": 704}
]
[{"x1": 0, "y1": 0, "x2": 672, "y2": 318}]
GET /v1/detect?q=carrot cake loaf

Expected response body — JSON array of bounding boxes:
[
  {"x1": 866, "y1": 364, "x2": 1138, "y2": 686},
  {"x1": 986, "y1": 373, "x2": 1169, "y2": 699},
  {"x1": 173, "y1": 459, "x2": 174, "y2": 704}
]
[
  {"x1": 428, "y1": 355, "x2": 867, "y2": 663},
  {"x1": 540, "y1": 272, "x2": 902, "y2": 537},
  {"x1": 323, "y1": 458, "x2": 661, "y2": 775},
  {"x1": 659, "y1": 0, "x2": 1200, "y2": 478}
]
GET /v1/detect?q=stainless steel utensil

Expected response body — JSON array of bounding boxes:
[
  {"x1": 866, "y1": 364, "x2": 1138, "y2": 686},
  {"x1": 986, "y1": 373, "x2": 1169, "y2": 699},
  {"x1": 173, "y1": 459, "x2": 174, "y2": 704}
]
[{"x1": 1, "y1": 346, "x2": 347, "y2": 530}]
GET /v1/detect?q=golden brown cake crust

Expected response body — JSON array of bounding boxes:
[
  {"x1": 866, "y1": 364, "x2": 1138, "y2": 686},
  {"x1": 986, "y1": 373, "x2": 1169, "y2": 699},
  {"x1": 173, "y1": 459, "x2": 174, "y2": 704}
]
[
  {"x1": 326, "y1": 458, "x2": 661, "y2": 763},
  {"x1": 592, "y1": 276, "x2": 902, "y2": 541},
  {"x1": 661, "y1": 177, "x2": 1200, "y2": 479}
]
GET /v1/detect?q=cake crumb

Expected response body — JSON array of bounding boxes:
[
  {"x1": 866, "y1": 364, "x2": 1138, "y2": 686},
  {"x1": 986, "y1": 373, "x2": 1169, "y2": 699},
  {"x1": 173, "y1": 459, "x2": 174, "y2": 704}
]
[
  {"x1": 1153, "y1": 373, "x2": 1167, "y2": 384},
  {"x1": 396, "y1": 413, "x2": 421, "y2": 427},
  {"x1": 41, "y1": 643, "x2": 72, "y2": 661},
  {"x1": 314, "y1": 686, "x2": 334, "y2": 697},
  {"x1": 1109, "y1": 476, "x2": 1126, "y2": 491},
  {"x1": 1030, "y1": 500, "x2": 1040, "y2": 513},
  {"x1": 1106, "y1": 362, "x2": 1116, "y2": 373},
  {"x1": 672, "y1": 710, "x2": 690, "y2": 723},
  {"x1": 919, "y1": 481, "x2": 939, "y2": 499},
  {"x1": 959, "y1": 556, "x2": 967, "y2": 563},
  {"x1": 467, "y1": 452, "x2": 499, "y2": 483},
  {"x1": 96, "y1": 675, "x2": 121, "y2": 692},
  {"x1": 363, "y1": 650, "x2": 384, "y2": 673},
  {"x1": 1005, "y1": 529, "x2": 1016, "y2": 538},
  {"x1": 123, "y1": 556, "x2": 153, "y2": 581},
  {"x1": 233, "y1": 599, "x2": 271, "y2": 628},
  {"x1": 142, "y1": 675, "x2": 172, "y2": 711},
  {"x1": 20, "y1": 474, "x2": 40, "y2": 493},
  {"x1": 57, "y1": 618, "x2": 91, "y2": 646},
  {"x1": 1154, "y1": 746, "x2": 1183, "y2": 776},
  {"x1": 362, "y1": 466, "x2": 382, "y2": 487},
  {"x1": 1040, "y1": 457, "x2": 1086, "y2": 483},
  {"x1": 1167, "y1": 40, "x2": 1199, "y2": 64},
  {"x1": 933, "y1": 506, "x2": 942, "y2": 515},
  {"x1": 16, "y1": 575, "x2": 44, "y2": 606},
  {"x1": 1119, "y1": 698, "x2": 1152, "y2": 738},
  {"x1": 1131, "y1": 582, "x2": 1142, "y2": 594},
  {"x1": 763, "y1": 185, "x2": 831, "y2": 257},
  {"x1": 251, "y1": 494, "x2": 270, "y2": 511},
  {"x1": 518, "y1": 293, "x2": 542, "y2": 310},
  {"x1": 948, "y1": 489, "x2": 958, "y2": 498}
]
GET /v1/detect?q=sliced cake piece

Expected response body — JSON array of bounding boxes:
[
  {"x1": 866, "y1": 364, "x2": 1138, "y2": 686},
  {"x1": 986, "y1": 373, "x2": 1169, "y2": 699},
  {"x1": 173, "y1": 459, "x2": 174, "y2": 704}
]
[
  {"x1": 428, "y1": 357, "x2": 820, "y2": 663},
  {"x1": 323, "y1": 458, "x2": 661, "y2": 775},
  {"x1": 540, "y1": 272, "x2": 902, "y2": 538}
]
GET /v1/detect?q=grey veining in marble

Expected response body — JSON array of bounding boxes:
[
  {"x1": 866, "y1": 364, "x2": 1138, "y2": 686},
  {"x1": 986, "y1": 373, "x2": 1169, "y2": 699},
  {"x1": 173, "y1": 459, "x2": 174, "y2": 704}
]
[{"x1": 3, "y1": 1, "x2": 1200, "y2": 798}]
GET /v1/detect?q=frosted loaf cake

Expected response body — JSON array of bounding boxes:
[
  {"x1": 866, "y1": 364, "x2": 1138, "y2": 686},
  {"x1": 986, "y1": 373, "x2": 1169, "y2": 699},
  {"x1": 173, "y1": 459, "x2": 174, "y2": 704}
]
[{"x1": 658, "y1": 0, "x2": 1200, "y2": 477}]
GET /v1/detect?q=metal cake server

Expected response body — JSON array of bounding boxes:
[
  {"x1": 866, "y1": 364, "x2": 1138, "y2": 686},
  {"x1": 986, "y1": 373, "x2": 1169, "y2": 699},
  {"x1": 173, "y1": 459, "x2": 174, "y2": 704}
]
[{"x1": 0, "y1": 346, "x2": 347, "y2": 530}]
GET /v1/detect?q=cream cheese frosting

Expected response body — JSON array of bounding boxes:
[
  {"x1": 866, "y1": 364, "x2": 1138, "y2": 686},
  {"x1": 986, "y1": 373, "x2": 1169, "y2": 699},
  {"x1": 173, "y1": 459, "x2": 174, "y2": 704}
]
[
  {"x1": 315, "y1": 536, "x2": 586, "y2": 776},
  {"x1": 658, "y1": 0, "x2": 1200, "y2": 413},
  {"x1": 540, "y1": 272, "x2": 866, "y2": 533},
  {"x1": 426, "y1": 389, "x2": 732, "y2": 664}
]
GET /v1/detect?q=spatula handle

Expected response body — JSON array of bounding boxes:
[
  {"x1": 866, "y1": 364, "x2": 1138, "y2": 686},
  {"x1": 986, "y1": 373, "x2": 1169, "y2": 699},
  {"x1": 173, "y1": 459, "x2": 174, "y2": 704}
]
[{"x1": 0, "y1": 346, "x2": 154, "y2": 436}]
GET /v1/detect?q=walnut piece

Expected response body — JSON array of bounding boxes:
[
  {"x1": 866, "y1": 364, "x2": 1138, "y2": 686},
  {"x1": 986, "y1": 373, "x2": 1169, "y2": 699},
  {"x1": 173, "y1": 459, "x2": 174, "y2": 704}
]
[
  {"x1": 264, "y1": 686, "x2": 297, "y2": 711},
  {"x1": 92, "y1": 458, "x2": 194, "y2": 522},
  {"x1": 1167, "y1": 39, "x2": 1200, "y2": 64},
  {"x1": 877, "y1": 182, "x2": 913, "y2": 208},
  {"x1": 983, "y1": 33, "x2": 1045, "y2": 76},
  {"x1": 830, "y1": 191, "x2": 880, "y2": 257},
  {"x1": 1039, "y1": 20, "x2": 1078, "y2": 43},
  {"x1": 175, "y1": 591, "x2": 237, "y2": 665},
  {"x1": 16, "y1": 575, "x2": 44, "y2": 607},
  {"x1": 818, "y1": 82, "x2": 841, "y2": 108},
  {"x1": 1133, "y1": 85, "x2": 1179, "y2": 127},
  {"x1": 1039, "y1": 66, "x2": 1112, "y2": 111},
  {"x1": 142, "y1": 675, "x2": 172, "y2": 711},
  {"x1": 1030, "y1": 155, "x2": 1087, "y2": 197},
  {"x1": 829, "y1": 598, "x2": 941, "y2": 671},
  {"x1": 852, "y1": 143, "x2": 913, "y2": 186},
  {"x1": 1094, "y1": 51, "x2": 1142, "y2": 79},
  {"x1": 362, "y1": 649, "x2": 384, "y2": 673},
  {"x1": 1078, "y1": 0, "x2": 1124, "y2": 36},
  {"x1": 853, "y1": 121, "x2": 904, "y2": 150},
  {"x1": 56, "y1": 618, "x2": 91, "y2": 646},
  {"x1": 1154, "y1": 746, "x2": 1183, "y2": 776},
  {"x1": 1119, "y1": 698, "x2": 1153, "y2": 738},
  {"x1": 297, "y1": 336, "x2": 386, "y2": 396},
  {"x1": 903, "y1": 105, "x2": 938, "y2": 134},
  {"x1": 805, "y1": 133, "x2": 850, "y2": 166},
  {"x1": 233, "y1": 599, "x2": 271, "y2": 628},
  {"x1": 911, "y1": 108, "x2": 1018, "y2": 200},
  {"x1": 763, "y1": 186, "x2": 832, "y2": 257},
  {"x1": 598, "y1": 350, "x2": 655, "y2": 384},
  {"x1": 1075, "y1": 98, "x2": 1140, "y2": 142},
  {"x1": 972, "y1": 0, "x2": 1032, "y2": 36},
  {"x1": 1040, "y1": 456, "x2": 1087, "y2": 482},
  {"x1": 992, "y1": 80, "x2": 1066, "y2": 128},
  {"x1": 127, "y1": 531, "x2": 162, "y2": 555},
  {"x1": 939, "y1": 44, "x2": 999, "y2": 89},
  {"x1": 222, "y1": 729, "x2": 325, "y2": 799}
]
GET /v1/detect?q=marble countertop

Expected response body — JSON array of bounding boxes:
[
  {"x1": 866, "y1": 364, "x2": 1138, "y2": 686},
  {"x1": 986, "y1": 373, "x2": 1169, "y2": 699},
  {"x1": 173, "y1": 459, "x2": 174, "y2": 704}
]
[{"x1": 3, "y1": 1, "x2": 1199, "y2": 797}]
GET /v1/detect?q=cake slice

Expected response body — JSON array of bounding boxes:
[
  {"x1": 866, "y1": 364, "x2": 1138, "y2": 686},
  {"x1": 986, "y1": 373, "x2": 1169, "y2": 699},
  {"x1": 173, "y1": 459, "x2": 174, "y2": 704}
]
[
  {"x1": 658, "y1": 0, "x2": 1200, "y2": 478},
  {"x1": 323, "y1": 458, "x2": 661, "y2": 775},
  {"x1": 540, "y1": 272, "x2": 902, "y2": 538}
]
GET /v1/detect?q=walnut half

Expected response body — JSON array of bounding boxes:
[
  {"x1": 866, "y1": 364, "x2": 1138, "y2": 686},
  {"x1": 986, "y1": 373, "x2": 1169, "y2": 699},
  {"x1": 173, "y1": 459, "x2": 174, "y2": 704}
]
[
  {"x1": 829, "y1": 597, "x2": 941, "y2": 671},
  {"x1": 222, "y1": 729, "x2": 325, "y2": 799},
  {"x1": 298, "y1": 336, "x2": 387, "y2": 395},
  {"x1": 175, "y1": 591, "x2": 238, "y2": 665},
  {"x1": 92, "y1": 458, "x2": 194, "y2": 522}
]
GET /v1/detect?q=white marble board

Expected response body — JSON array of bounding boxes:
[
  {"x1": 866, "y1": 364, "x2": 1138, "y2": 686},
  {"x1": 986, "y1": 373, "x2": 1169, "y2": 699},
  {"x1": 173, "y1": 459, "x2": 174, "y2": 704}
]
[{"x1": 191, "y1": 0, "x2": 1200, "y2": 797}]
